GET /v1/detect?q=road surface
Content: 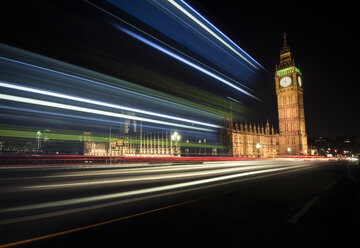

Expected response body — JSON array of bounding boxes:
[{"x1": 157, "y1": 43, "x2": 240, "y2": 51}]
[{"x1": 0, "y1": 159, "x2": 359, "y2": 247}]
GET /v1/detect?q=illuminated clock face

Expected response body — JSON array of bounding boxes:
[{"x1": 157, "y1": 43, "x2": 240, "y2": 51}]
[
  {"x1": 298, "y1": 76, "x2": 302, "y2": 87},
  {"x1": 280, "y1": 76, "x2": 292, "y2": 87}
]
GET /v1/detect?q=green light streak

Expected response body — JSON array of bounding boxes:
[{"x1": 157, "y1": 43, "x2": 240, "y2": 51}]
[{"x1": 0, "y1": 128, "x2": 224, "y2": 149}]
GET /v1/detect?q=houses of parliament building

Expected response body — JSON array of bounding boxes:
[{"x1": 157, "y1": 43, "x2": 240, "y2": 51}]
[
  {"x1": 228, "y1": 33, "x2": 308, "y2": 157},
  {"x1": 84, "y1": 34, "x2": 308, "y2": 157}
]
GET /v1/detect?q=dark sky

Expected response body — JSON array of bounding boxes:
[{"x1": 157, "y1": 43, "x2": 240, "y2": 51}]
[
  {"x1": 187, "y1": 0, "x2": 355, "y2": 138},
  {"x1": 0, "y1": 0, "x2": 356, "y2": 138}
]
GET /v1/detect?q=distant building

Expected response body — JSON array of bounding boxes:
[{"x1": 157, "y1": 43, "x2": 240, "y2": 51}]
[
  {"x1": 307, "y1": 136, "x2": 360, "y2": 156},
  {"x1": 334, "y1": 136, "x2": 360, "y2": 155},
  {"x1": 308, "y1": 137, "x2": 333, "y2": 155}
]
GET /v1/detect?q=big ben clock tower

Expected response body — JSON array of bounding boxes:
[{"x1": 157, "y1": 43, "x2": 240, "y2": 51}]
[{"x1": 275, "y1": 33, "x2": 308, "y2": 155}]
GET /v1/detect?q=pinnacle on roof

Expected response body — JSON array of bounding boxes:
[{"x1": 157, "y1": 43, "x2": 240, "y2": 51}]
[
  {"x1": 277, "y1": 32, "x2": 295, "y2": 69},
  {"x1": 281, "y1": 32, "x2": 290, "y2": 54}
]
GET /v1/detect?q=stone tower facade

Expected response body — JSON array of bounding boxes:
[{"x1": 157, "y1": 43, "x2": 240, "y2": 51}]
[
  {"x1": 275, "y1": 33, "x2": 308, "y2": 155},
  {"x1": 227, "y1": 33, "x2": 308, "y2": 157}
]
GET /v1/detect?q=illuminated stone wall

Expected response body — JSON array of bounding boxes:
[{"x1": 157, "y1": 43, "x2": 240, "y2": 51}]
[{"x1": 231, "y1": 121, "x2": 279, "y2": 158}]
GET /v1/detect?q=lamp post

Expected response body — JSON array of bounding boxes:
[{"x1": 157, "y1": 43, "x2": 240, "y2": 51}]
[
  {"x1": 256, "y1": 143, "x2": 261, "y2": 157},
  {"x1": 171, "y1": 132, "x2": 181, "y2": 156},
  {"x1": 287, "y1": 147, "x2": 291, "y2": 156},
  {"x1": 36, "y1": 131, "x2": 41, "y2": 150}
]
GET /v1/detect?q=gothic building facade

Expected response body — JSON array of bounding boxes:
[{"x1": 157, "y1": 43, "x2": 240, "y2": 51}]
[
  {"x1": 228, "y1": 33, "x2": 308, "y2": 157},
  {"x1": 231, "y1": 121, "x2": 279, "y2": 157}
]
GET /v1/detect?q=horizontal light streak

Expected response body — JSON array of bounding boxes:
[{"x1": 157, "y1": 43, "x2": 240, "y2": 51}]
[
  {"x1": 0, "y1": 94, "x2": 213, "y2": 132},
  {"x1": 0, "y1": 160, "x2": 297, "y2": 181},
  {"x1": 0, "y1": 81, "x2": 220, "y2": 128},
  {"x1": 118, "y1": 27, "x2": 261, "y2": 101},
  {"x1": 168, "y1": 0, "x2": 259, "y2": 70},
  {"x1": 0, "y1": 56, "x2": 213, "y2": 117},
  {"x1": 23, "y1": 165, "x2": 276, "y2": 189},
  {"x1": 0, "y1": 126, "x2": 224, "y2": 148},
  {"x1": 0, "y1": 104, "x2": 135, "y2": 129},
  {"x1": 0, "y1": 162, "x2": 316, "y2": 213}
]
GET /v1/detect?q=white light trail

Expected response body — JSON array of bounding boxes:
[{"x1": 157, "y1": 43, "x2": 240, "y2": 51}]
[
  {"x1": 22, "y1": 165, "x2": 275, "y2": 189},
  {"x1": 0, "y1": 56, "x2": 217, "y2": 117},
  {"x1": 0, "y1": 162, "x2": 317, "y2": 213},
  {"x1": 0, "y1": 81, "x2": 220, "y2": 128},
  {"x1": 119, "y1": 27, "x2": 261, "y2": 101},
  {"x1": 83, "y1": 0, "x2": 258, "y2": 98},
  {"x1": 0, "y1": 94, "x2": 214, "y2": 132},
  {"x1": 178, "y1": 0, "x2": 264, "y2": 70},
  {"x1": 168, "y1": 0, "x2": 259, "y2": 70}
]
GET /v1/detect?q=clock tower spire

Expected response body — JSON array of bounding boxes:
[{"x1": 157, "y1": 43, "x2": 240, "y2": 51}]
[
  {"x1": 275, "y1": 33, "x2": 308, "y2": 155},
  {"x1": 281, "y1": 32, "x2": 289, "y2": 53},
  {"x1": 277, "y1": 32, "x2": 295, "y2": 70}
]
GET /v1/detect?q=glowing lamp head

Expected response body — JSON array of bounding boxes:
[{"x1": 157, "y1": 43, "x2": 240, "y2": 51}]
[{"x1": 171, "y1": 132, "x2": 181, "y2": 141}]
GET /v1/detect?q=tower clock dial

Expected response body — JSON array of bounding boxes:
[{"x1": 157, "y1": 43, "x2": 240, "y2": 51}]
[
  {"x1": 280, "y1": 76, "x2": 292, "y2": 87},
  {"x1": 298, "y1": 76, "x2": 302, "y2": 87}
]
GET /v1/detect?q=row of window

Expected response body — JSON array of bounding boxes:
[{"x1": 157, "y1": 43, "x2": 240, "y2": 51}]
[
  {"x1": 279, "y1": 107, "x2": 298, "y2": 119},
  {"x1": 280, "y1": 122, "x2": 299, "y2": 132},
  {"x1": 285, "y1": 137, "x2": 298, "y2": 145},
  {"x1": 278, "y1": 94, "x2": 297, "y2": 106}
]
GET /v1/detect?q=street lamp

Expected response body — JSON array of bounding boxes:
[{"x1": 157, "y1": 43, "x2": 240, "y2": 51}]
[
  {"x1": 287, "y1": 147, "x2": 291, "y2": 155},
  {"x1": 171, "y1": 132, "x2": 181, "y2": 156},
  {"x1": 256, "y1": 143, "x2": 261, "y2": 157},
  {"x1": 36, "y1": 131, "x2": 42, "y2": 150}
]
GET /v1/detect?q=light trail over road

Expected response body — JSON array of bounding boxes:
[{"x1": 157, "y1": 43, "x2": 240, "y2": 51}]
[
  {"x1": 0, "y1": 160, "x2": 318, "y2": 214},
  {"x1": 1, "y1": 158, "x2": 347, "y2": 247}
]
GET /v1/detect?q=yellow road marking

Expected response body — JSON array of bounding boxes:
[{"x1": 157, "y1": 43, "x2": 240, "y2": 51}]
[{"x1": 0, "y1": 200, "x2": 195, "y2": 248}]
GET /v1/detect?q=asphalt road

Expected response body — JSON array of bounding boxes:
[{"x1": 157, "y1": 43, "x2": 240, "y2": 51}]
[{"x1": 0, "y1": 159, "x2": 359, "y2": 247}]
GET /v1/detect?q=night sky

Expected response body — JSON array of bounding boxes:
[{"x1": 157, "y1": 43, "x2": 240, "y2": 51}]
[
  {"x1": 0, "y1": 0, "x2": 355, "y2": 138},
  {"x1": 188, "y1": 1, "x2": 354, "y2": 138}
]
